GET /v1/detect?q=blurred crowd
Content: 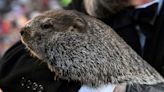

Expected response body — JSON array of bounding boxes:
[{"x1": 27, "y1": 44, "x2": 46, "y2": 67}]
[{"x1": 0, "y1": 0, "x2": 71, "y2": 58}]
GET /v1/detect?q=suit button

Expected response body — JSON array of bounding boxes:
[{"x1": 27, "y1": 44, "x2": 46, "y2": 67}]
[
  {"x1": 32, "y1": 82, "x2": 38, "y2": 91},
  {"x1": 26, "y1": 80, "x2": 32, "y2": 88},
  {"x1": 20, "y1": 77, "x2": 26, "y2": 87},
  {"x1": 37, "y1": 84, "x2": 44, "y2": 92}
]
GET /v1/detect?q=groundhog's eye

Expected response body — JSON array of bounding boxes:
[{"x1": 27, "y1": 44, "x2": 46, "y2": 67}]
[{"x1": 41, "y1": 23, "x2": 53, "y2": 29}]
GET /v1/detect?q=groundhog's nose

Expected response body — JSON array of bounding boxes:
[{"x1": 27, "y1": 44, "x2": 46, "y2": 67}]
[
  {"x1": 20, "y1": 30, "x2": 25, "y2": 35},
  {"x1": 20, "y1": 20, "x2": 32, "y2": 35},
  {"x1": 20, "y1": 26, "x2": 30, "y2": 35}
]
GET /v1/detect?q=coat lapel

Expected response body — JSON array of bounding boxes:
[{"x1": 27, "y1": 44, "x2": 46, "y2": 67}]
[{"x1": 144, "y1": 1, "x2": 164, "y2": 74}]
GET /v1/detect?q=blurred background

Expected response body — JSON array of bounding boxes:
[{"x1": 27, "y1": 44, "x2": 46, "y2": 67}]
[{"x1": 0, "y1": 0, "x2": 72, "y2": 58}]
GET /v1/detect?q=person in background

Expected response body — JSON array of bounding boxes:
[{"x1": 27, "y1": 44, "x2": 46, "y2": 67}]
[{"x1": 0, "y1": 0, "x2": 164, "y2": 92}]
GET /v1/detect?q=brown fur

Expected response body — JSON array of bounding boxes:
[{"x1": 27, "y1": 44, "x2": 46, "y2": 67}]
[{"x1": 21, "y1": 10, "x2": 164, "y2": 87}]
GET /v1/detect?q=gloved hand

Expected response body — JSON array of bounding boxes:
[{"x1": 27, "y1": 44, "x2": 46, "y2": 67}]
[
  {"x1": 78, "y1": 84, "x2": 126, "y2": 92},
  {"x1": 126, "y1": 83, "x2": 164, "y2": 92}
]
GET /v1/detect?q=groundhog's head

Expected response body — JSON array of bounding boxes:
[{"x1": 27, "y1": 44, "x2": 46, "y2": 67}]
[
  {"x1": 21, "y1": 10, "x2": 88, "y2": 60},
  {"x1": 21, "y1": 10, "x2": 164, "y2": 87}
]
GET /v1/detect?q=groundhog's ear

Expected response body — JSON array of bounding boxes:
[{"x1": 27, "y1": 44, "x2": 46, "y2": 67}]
[{"x1": 71, "y1": 18, "x2": 86, "y2": 32}]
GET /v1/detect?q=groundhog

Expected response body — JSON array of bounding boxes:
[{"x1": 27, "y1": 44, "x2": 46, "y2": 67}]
[{"x1": 20, "y1": 10, "x2": 164, "y2": 87}]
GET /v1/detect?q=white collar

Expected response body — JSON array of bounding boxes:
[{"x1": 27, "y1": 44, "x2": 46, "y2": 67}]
[
  {"x1": 135, "y1": 0, "x2": 159, "y2": 8},
  {"x1": 157, "y1": 0, "x2": 163, "y2": 13},
  {"x1": 135, "y1": 0, "x2": 163, "y2": 14}
]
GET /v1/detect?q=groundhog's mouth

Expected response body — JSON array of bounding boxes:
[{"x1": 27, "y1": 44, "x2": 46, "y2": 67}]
[
  {"x1": 20, "y1": 36, "x2": 27, "y2": 45},
  {"x1": 21, "y1": 36, "x2": 36, "y2": 54},
  {"x1": 26, "y1": 44, "x2": 43, "y2": 60}
]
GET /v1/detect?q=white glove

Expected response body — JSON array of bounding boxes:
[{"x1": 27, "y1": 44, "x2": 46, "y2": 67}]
[{"x1": 78, "y1": 83, "x2": 126, "y2": 92}]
